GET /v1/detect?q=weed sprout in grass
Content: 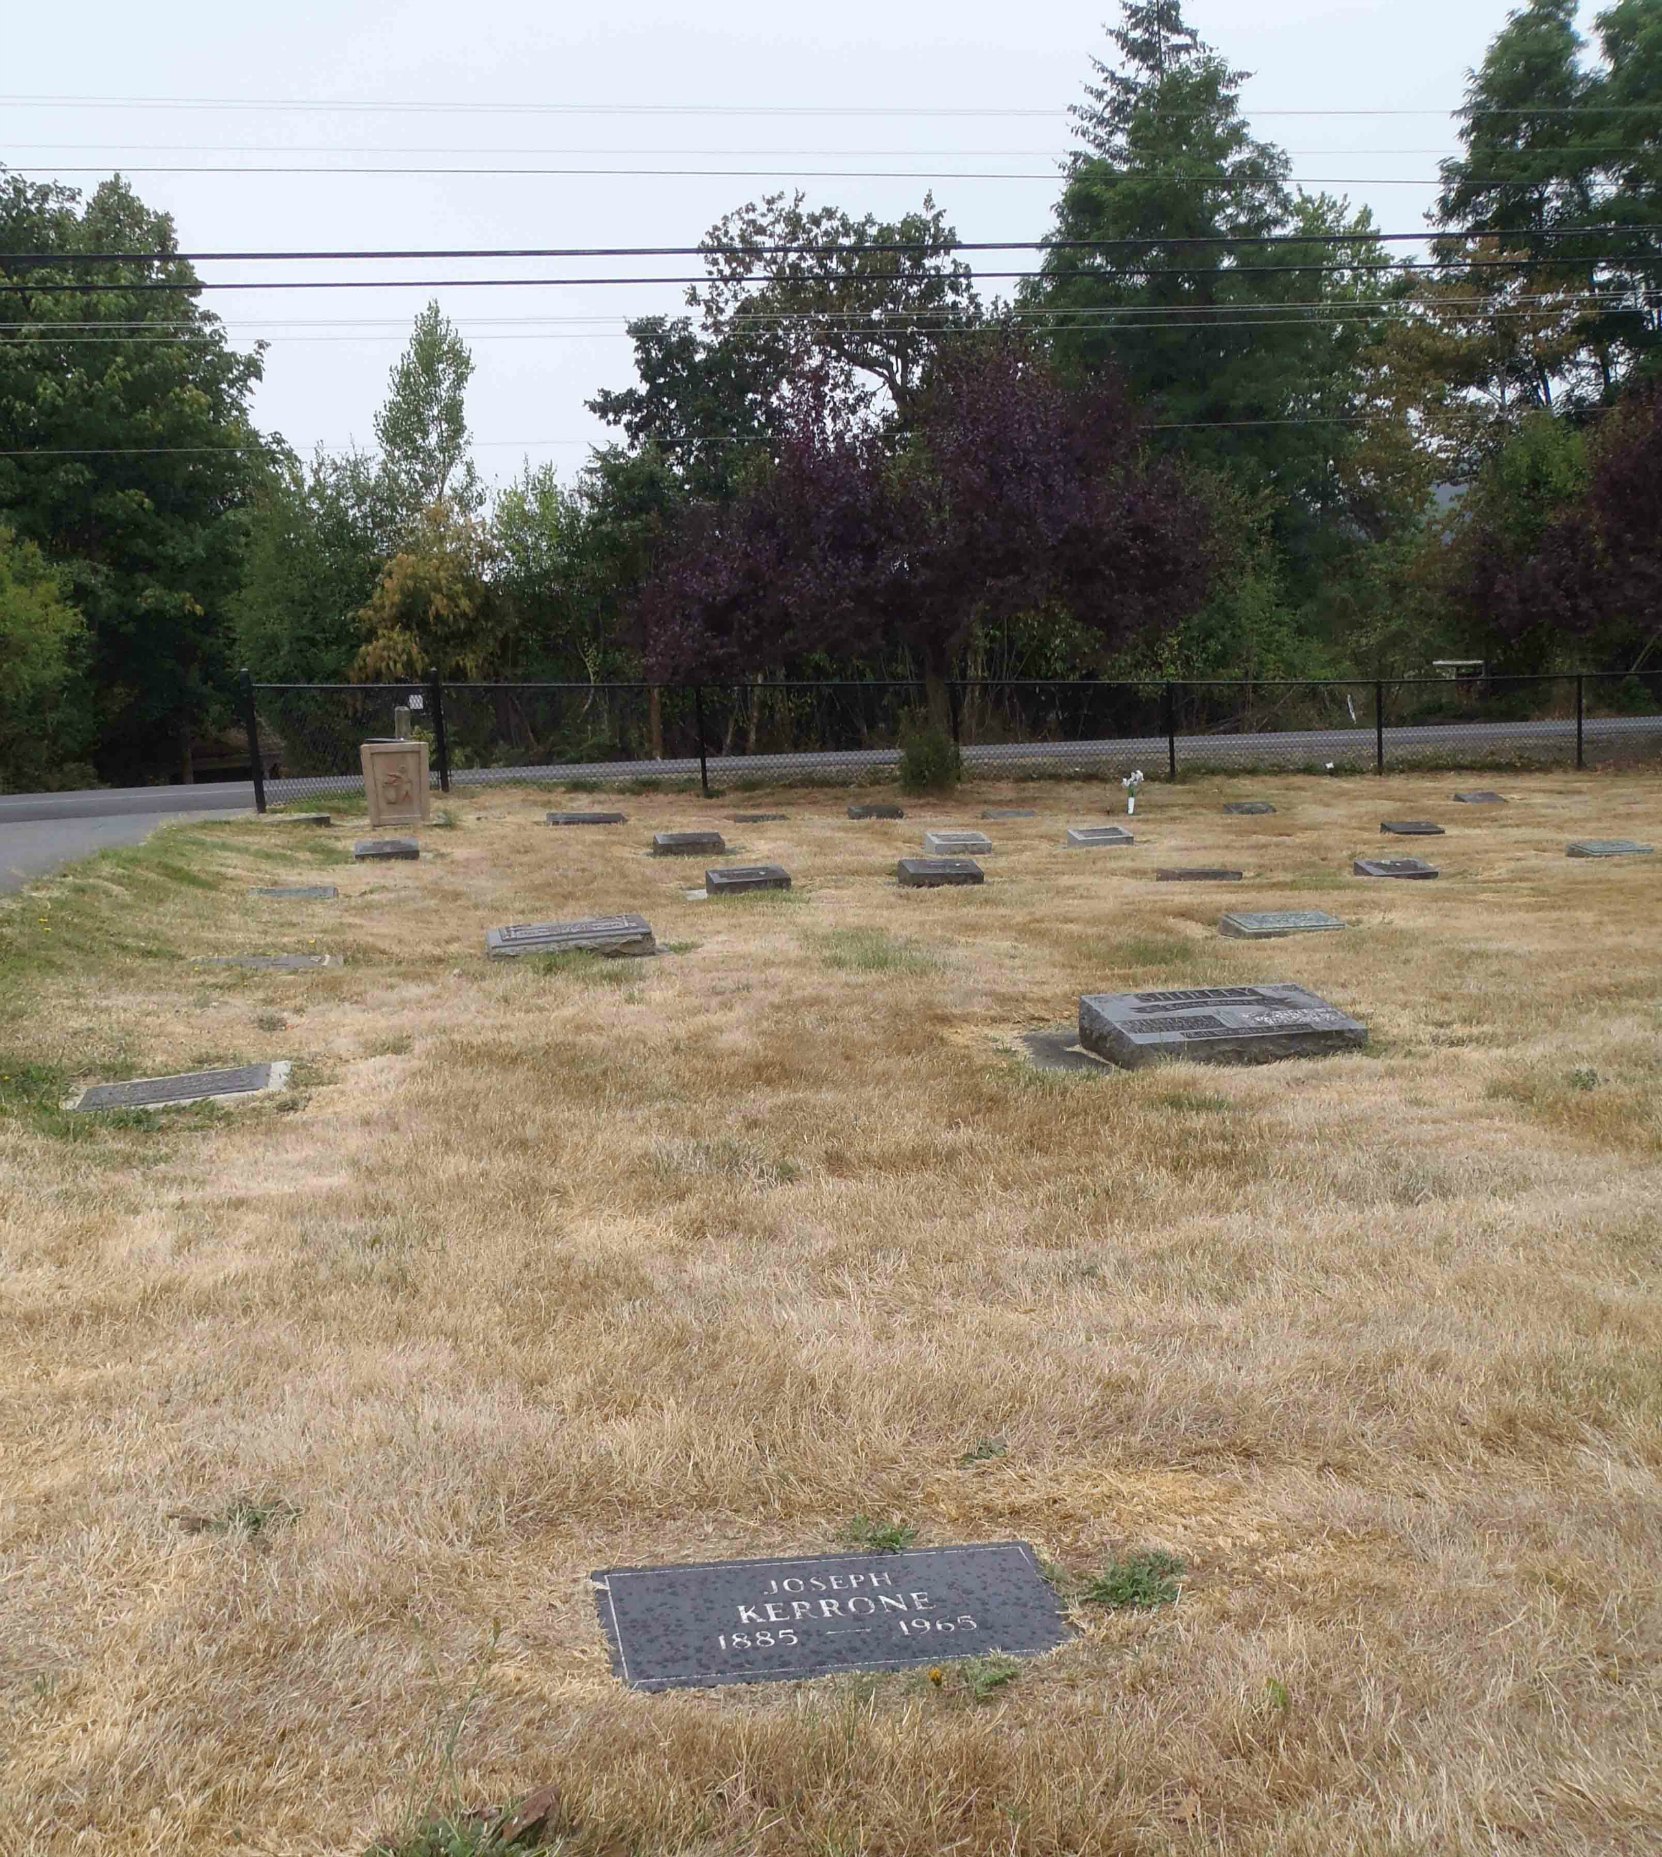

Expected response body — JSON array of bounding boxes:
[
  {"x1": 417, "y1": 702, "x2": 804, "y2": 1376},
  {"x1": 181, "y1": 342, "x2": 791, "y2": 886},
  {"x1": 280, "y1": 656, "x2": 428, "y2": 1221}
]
[
  {"x1": 1080, "y1": 1550, "x2": 1185, "y2": 1611},
  {"x1": 839, "y1": 1516, "x2": 919, "y2": 1554}
]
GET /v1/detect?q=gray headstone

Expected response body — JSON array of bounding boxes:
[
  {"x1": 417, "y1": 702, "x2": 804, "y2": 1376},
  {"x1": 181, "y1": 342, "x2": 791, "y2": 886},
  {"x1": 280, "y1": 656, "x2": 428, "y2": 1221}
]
[
  {"x1": 897, "y1": 856, "x2": 985, "y2": 888},
  {"x1": 923, "y1": 829, "x2": 992, "y2": 856},
  {"x1": 250, "y1": 885, "x2": 337, "y2": 901},
  {"x1": 1066, "y1": 826, "x2": 1134, "y2": 849},
  {"x1": 592, "y1": 1541, "x2": 1071, "y2": 1693},
  {"x1": 198, "y1": 954, "x2": 338, "y2": 972},
  {"x1": 1021, "y1": 1027, "x2": 1113, "y2": 1073},
  {"x1": 651, "y1": 830, "x2": 725, "y2": 856},
  {"x1": 706, "y1": 864, "x2": 792, "y2": 895},
  {"x1": 1220, "y1": 910, "x2": 1344, "y2": 940},
  {"x1": 263, "y1": 812, "x2": 332, "y2": 827},
  {"x1": 1453, "y1": 792, "x2": 1506, "y2": 804},
  {"x1": 1380, "y1": 821, "x2": 1445, "y2": 836},
  {"x1": 354, "y1": 838, "x2": 419, "y2": 861},
  {"x1": 982, "y1": 808, "x2": 1036, "y2": 820},
  {"x1": 732, "y1": 813, "x2": 787, "y2": 823},
  {"x1": 1566, "y1": 839, "x2": 1655, "y2": 858},
  {"x1": 848, "y1": 803, "x2": 905, "y2": 820},
  {"x1": 547, "y1": 810, "x2": 627, "y2": 826},
  {"x1": 1155, "y1": 868, "x2": 1243, "y2": 883},
  {"x1": 1223, "y1": 802, "x2": 1276, "y2": 816},
  {"x1": 486, "y1": 915, "x2": 656, "y2": 959},
  {"x1": 70, "y1": 1061, "x2": 291, "y2": 1113},
  {"x1": 1079, "y1": 984, "x2": 1366, "y2": 1070},
  {"x1": 1354, "y1": 857, "x2": 1439, "y2": 879}
]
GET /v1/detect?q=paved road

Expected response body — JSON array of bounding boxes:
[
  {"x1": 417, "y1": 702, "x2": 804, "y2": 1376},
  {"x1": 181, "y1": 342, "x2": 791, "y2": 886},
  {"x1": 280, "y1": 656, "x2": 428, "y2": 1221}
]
[{"x1": 0, "y1": 807, "x2": 246, "y2": 895}]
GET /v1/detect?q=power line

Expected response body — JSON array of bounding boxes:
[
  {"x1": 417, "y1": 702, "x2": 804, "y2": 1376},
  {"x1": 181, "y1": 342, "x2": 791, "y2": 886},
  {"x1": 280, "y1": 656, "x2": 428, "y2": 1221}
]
[
  {"x1": 4, "y1": 162, "x2": 1463, "y2": 183},
  {"x1": 14, "y1": 226, "x2": 1658, "y2": 265},
  {"x1": 5, "y1": 92, "x2": 1662, "y2": 117},
  {"x1": 13, "y1": 141, "x2": 1619, "y2": 158}
]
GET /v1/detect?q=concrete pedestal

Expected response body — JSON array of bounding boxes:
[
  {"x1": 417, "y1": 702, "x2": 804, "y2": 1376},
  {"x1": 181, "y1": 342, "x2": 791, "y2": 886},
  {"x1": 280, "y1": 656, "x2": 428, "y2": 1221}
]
[{"x1": 360, "y1": 738, "x2": 431, "y2": 828}]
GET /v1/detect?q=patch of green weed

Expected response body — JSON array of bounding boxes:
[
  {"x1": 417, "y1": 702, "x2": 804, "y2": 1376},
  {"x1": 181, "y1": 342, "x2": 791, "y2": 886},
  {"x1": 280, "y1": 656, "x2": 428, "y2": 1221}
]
[
  {"x1": 817, "y1": 928, "x2": 939, "y2": 975},
  {"x1": 1078, "y1": 1550, "x2": 1185, "y2": 1610},
  {"x1": 839, "y1": 1516, "x2": 918, "y2": 1554}
]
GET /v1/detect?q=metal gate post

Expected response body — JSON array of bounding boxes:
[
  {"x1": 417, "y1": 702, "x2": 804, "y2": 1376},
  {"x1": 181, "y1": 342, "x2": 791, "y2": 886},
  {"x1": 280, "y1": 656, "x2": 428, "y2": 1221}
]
[
  {"x1": 427, "y1": 666, "x2": 451, "y2": 793},
  {"x1": 1375, "y1": 679, "x2": 1385, "y2": 775},
  {"x1": 1575, "y1": 674, "x2": 1585, "y2": 770},
  {"x1": 239, "y1": 668, "x2": 266, "y2": 813},
  {"x1": 694, "y1": 684, "x2": 710, "y2": 797},
  {"x1": 1165, "y1": 681, "x2": 1178, "y2": 781}
]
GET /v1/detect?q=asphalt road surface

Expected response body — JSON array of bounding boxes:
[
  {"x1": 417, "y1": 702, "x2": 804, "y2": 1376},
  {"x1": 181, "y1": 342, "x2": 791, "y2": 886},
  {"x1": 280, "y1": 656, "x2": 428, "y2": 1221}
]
[{"x1": 0, "y1": 795, "x2": 248, "y2": 895}]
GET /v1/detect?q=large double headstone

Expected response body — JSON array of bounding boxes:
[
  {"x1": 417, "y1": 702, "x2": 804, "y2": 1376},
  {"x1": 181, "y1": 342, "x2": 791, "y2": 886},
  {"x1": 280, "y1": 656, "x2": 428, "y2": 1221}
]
[
  {"x1": 486, "y1": 915, "x2": 657, "y2": 958},
  {"x1": 1078, "y1": 984, "x2": 1366, "y2": 1069}
]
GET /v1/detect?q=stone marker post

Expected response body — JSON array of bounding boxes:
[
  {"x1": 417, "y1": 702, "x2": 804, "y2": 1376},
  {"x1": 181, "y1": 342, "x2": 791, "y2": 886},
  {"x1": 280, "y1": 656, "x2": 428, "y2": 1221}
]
[{"x1": 361, "y1": 736, "x2": 432, "y2": 829}]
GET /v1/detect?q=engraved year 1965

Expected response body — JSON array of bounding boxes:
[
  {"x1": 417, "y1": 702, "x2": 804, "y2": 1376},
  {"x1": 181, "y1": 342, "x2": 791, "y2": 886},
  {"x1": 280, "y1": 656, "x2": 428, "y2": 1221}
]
[{"x1": 714, "y1": 1566, "x2": 980, "y2": 1653}]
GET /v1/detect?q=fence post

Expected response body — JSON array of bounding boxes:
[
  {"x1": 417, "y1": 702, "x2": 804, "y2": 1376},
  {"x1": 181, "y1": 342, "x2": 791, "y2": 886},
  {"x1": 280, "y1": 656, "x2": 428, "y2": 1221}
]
[
  {"x1": 426, "y1": 666, "x2": 451, "y2": 793},
  {"x1": 693, "y1": 684, "x2": 710, "y2": 798},
  {"x1": 1164, "y1": 681, "x2": 1178, "y2": 782},
  {"x1": 1575, "y1": 674, "x2": 1585, "y2": 770},
  {"x1": 239, "y1": 668, "x2": 266, "y2": 814},
  {"x1": 1374, "y1": 679, "x2": 1386, "y2": 775}
]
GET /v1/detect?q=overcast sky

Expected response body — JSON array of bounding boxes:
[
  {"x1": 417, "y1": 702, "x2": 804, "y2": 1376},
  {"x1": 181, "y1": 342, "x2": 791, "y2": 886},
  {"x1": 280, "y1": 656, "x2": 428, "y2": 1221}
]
[{"x1": 5, "y1": 0, "x2": 1573, "y2": 486}]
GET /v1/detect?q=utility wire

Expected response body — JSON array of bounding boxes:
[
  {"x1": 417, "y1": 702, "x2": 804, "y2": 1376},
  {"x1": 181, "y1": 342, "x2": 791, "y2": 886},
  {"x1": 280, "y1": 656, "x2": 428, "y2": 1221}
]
[{"x1": 14, "y1": 226, "x2": 1658, "y2": 264}]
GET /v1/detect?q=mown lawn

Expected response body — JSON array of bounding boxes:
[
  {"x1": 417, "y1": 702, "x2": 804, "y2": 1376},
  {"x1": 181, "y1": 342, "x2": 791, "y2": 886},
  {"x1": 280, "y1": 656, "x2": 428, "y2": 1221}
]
[{"x1": 2, "y1": 773, "x2": 1660, "y2": 1855}]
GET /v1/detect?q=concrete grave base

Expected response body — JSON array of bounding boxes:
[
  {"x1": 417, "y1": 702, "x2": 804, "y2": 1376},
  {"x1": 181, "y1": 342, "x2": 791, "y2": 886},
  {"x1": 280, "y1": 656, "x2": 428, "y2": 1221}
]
[
  {"x1": 1567, "y1": 839, "x2": 1654, "y2": 858},
  {"x1": 487, "y1": 915, "x2": 657, "y2": 958},
  {"x1": 354, "y1": 839, "x2": 419, "y2": 861},
  {"x1": 1220, "y1": 910, "x2": 1344, "y2": 939}
]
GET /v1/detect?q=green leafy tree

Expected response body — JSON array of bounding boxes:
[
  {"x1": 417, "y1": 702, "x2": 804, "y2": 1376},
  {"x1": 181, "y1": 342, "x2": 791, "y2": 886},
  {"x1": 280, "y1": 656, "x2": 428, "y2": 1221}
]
[
  {"x1": 0, "y1": 524, "x2": 90, "y2": 790},
  {"x1": 0, "y1": 170, "x2": 265, "y2": 781},
  {"x1": 1028, "y1": 4, "x2": 1394, "y2": 590},
  {"x1": 374, "y1": 301, "x2": 481, "y2": 528},
  {"x1": 491, "y1": 461, "x2": 597, "y2": 678},
  {"x1": 353, "y1": 501, "x2": 509, "y2": 682}
]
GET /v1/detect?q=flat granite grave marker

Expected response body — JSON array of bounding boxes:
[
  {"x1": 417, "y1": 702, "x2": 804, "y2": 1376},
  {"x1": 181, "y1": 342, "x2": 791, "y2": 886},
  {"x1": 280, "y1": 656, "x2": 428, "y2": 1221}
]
[
  {"x1": 898, "y1": 856, "x2": 984, "y2": 888},
  {"x1": 263, "y1": 812, "x2": 332, "y2": 827},
  {"x1": 1220, "y1": 909, "x2": 1344, "y2": 940},
  {"x1": 1079, "y1": 984, "x2": 1366, "y2": 1070},
  {"x1": 1567, "y1": 839, "x2": 1655, "y2": 858},
  {"x1": 652, "y1": 830, "x2": 725, "y2": 856},
  {"x1": 1223, "y1": 801, "x2": 1277, "y2": 815},
  {"x1": 732, "y1": 812, "x2": 787, "y2": 824},
  {"x1": 1354, "y1": 857, "x2": 1439, "y2": 879},
  {"x1": 707, "y1": 864, "x2": 792, "y2": 895},
  {"x1": 848, "y1": 803, "x2": 905, "y2": 820},
  {"x1": 486, "y1": 915, "x2": 657, "y2": 959},
  {"x1": 250, "y1": 885, "x2": 337, "y2": 901},
  {"x1": 1066, "y1": 825, "x2": 1134, "y2": 849},
  {"x1": 1156, "y1": 868, "x2": 1242, "y2": 883},
  {"x1": 547, "y1": 810, "x2": 627, "y2": 826},
  {"x1": 198, "y1": 954, "x2": 339, "y2": 972},
  {"x1": 1453, "y1": 792, "x2": 1506, "y2": 804},
  {"x1": 923, "y1": 829, "x2": 992, "y2": 856},
  {"x1": 592, "y1": 1541, "x2": 1071, "y2": 1692},
  {"x1": 1380, "y1": 821, "x2": 1445, "y2": 836},
  {"x1": 354, "y1": 838, "x2": 419, "y2": 861},
  {"x1": 982, "y1": 808, "x2": 1036, "y2": 820},
  {"x1": 69, "y1": 1062, "x2": 291, "y2": 1113}
]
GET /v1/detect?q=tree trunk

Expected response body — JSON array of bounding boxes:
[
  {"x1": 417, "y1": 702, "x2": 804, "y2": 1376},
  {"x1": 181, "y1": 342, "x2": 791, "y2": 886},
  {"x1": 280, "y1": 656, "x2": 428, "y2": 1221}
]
[{"x1": 922, "y1": 644, "x2": 953, "y2": 735}]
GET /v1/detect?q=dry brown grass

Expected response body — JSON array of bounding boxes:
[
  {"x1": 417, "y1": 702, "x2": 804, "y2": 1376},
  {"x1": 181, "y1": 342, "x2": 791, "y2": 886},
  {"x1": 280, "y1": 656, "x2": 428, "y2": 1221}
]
[{"x1": 2, "y1": 772, "x2": 1661, "y2": 1856}]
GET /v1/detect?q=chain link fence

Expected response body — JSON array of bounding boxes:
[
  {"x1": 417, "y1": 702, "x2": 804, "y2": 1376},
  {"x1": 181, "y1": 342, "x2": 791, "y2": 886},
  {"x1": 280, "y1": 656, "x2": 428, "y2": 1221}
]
[{"x1": 245, "y1": 670, "x2": 1662, "y2": 808}]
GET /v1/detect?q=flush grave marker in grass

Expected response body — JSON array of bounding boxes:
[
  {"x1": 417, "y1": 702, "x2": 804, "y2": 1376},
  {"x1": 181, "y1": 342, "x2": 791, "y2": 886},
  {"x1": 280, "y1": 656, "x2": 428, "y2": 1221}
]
[
  {"x1": 1223, "y1": 801, "x2": 1276, "y2": 815},
  {"x1": 982, "y1": 808, "x2": 1036, "y2": 820},
  {"x1": 732, "y1": 812, "x2": 787, "y2": 824},
  {"x1": 1354, "y1": 857, "x2": 1439, "y2": 879},
  {"x1": 68, "y1": 1062, "x2": 292, "y2": 1113},
  {"x1": 547, "y1": 810, "x2": 626, "y2": 826},
  {"x1": 250, "y1": 885, "x2": 337, "y2": 901},
  {"x1": 354, "y1": 839, "x2": 419, "y2": 861},
  {"x1": 848, "y1": 802, "x2": 905, "y2": 820},
  {"x1": 198, "y1": 955, "x2": 340, "y2": 972},
  {"x1": 1066, "y1": 826, "x2": 1134, "y2": 849},
  {"x1": 923, "y1": 829, "x2": 992, "y2": 856},
  {"x1": 1381, "y1": 821, "x2": 1445, "y2": 836},
  {"x1": 1078, "y1": 984, "x2": 1366, "y2": 1070},
  {"x1": 706, "y1": 865, "x2": 791, "y2": 895},
  {"x1": 652, "y1": 830, "x2": 725, "y2": 856},
  {"x1": 262, "y1": 812, "x2": 332, "y2": 827},
  {"x1": 898, "y1": 856, "x2": 984, "y2": 888},
  {"x1": 591, "y1": 1541, "x2": 1071, "y2": 1693},
  {"x1": 1566, "y1": 839, "x2": 1654, "y2": 858},
  {"x1": 1220, "y1": 909, "x2": 1344, "y2": 940},
  {"x1": 1454, "y1": 792, "x2": 1506, "y2": 804},
  {"x1": 1156, "y1": 868, "x2": 1243, "y2": 883},
  {"x1": 486, "y1": 915, "x2": 656, "y2": 959}
]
